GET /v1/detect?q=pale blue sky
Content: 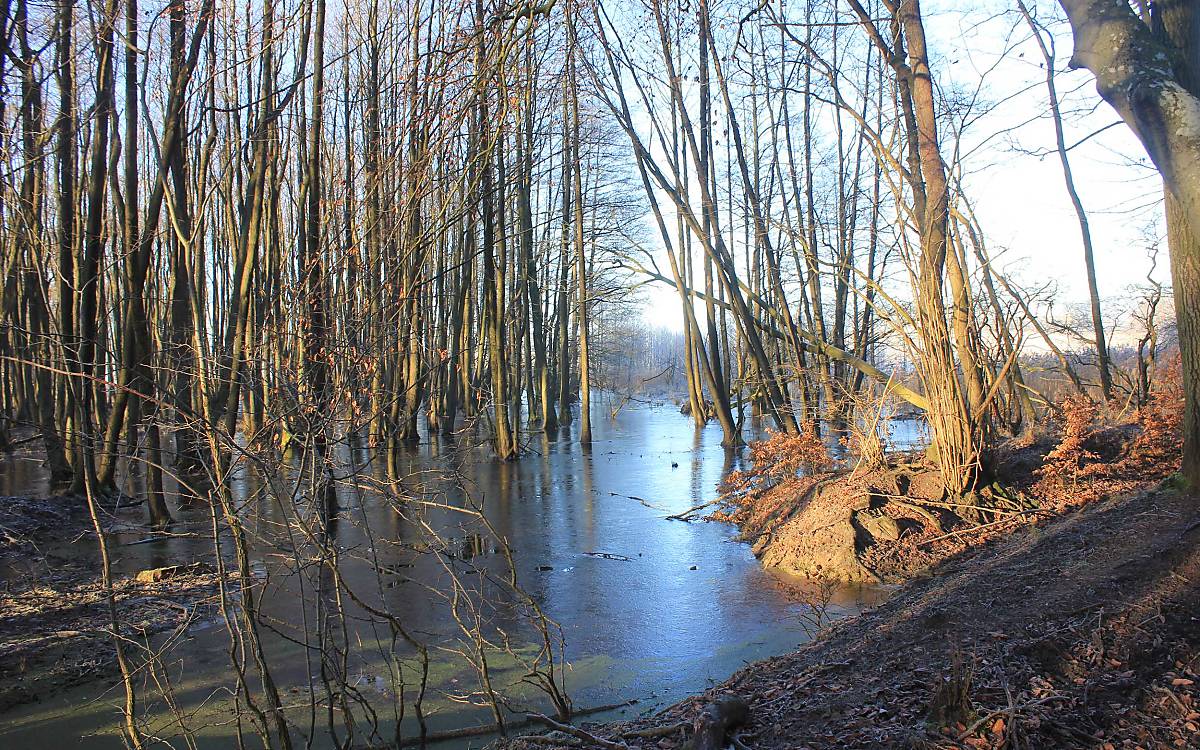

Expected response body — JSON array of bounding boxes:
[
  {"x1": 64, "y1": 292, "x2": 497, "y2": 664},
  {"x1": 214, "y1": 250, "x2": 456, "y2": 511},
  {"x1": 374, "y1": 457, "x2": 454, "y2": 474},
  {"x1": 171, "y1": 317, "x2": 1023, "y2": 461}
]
[{"x1": 634, "y1": 0, "x2": 1166, "y2": 338}]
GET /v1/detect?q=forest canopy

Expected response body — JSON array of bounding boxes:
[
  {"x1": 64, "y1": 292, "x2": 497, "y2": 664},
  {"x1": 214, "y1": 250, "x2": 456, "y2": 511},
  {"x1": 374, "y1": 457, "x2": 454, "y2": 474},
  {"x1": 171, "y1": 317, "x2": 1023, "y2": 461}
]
[{"x1": 0, "y1": 0, "x2": 1194, "y2": 518}]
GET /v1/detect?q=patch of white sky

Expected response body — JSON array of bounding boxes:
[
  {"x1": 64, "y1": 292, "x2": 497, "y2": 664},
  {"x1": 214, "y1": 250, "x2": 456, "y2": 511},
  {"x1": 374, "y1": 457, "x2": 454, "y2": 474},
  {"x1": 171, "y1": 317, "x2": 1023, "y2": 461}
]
[{"x1": 623, "y1": 0, "x2": 1166, "y2": 337}]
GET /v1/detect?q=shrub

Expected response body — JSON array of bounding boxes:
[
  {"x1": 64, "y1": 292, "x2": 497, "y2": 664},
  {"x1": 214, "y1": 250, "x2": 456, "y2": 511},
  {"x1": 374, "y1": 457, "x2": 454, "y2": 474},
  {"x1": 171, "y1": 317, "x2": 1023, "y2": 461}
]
[
  {"x1": 1123, "y1": 355, "x2": 1184, "y2": 474},
  {"x1": 1034, "y1": 394, "x2": 1100, "y2": 490},
  {"x1": 1032, "y1": 358, "x2": 1184, "y2": 506},
  {"x1": 716, "y1": 426, "x2": 831, "y2": 524}
]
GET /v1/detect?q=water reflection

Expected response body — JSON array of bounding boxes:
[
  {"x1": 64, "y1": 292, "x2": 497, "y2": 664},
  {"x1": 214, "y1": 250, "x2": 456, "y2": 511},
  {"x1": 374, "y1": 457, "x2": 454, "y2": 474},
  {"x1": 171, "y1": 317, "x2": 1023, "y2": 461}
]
[{"x1": 0, "y1": 397, "x2": 910, "y2": 747}]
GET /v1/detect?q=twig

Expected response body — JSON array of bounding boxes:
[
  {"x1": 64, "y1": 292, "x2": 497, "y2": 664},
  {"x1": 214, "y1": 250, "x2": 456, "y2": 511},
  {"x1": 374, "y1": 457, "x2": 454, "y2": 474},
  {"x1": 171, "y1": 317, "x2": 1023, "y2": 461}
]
[
  {"x1": 917, "y1": 510, "x2": 1046, "y2": 547},
  {"x1": 619, "y1": 722, "x2": 687, "y2": 739},
  {"x1": 955, "y1": 693, "x2": 1065, "y2": 740},
  {"x1": 666, "y1": 500, "x2": 719, "y2": 521},
  {"x1": 608, "y1": 492, "x2": 666, "y2": 512},
  {"x1": 527, "y1": 713, "x2": 631, "y2": 750},
  {"x1": 582, "y1": 551, "x2": 632, "y2": 561},
  {"x1": 874, "y1": 493, "x2": 1029, "y2": 516}
]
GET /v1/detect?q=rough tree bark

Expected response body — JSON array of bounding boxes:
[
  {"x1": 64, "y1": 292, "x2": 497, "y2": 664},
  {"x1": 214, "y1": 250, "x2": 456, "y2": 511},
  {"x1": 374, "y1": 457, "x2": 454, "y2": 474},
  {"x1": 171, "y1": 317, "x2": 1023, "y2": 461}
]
[{"x1": 1056, "y1": 0, "x2": 1200, "y2": 488}]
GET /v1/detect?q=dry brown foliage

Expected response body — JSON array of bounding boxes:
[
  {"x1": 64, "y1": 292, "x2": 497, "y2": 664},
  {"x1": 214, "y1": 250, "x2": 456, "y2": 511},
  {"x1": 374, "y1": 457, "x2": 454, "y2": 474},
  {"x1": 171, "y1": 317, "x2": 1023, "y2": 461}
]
[
  {"x1": 1122, "y1": 355, "x2": 1185, "y2": 474},
  {"x1": 1033, "y1": 359, "x2": 1184, "y2": 507},
  {"x1": 719, "y1": 427, "x2": 831, "y2": 497},
  {"x1": 714, "y1": 427, "x2": 832, "y2": 529},
  {"x1": 1034, "y1": 394, "x2": 1100, "y2": 490}
]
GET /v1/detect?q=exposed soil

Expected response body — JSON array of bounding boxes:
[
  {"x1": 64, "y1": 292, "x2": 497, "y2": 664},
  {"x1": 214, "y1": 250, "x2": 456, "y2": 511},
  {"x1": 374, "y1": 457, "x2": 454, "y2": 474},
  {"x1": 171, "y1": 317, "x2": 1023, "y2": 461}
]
[
  {"x1": 498, "y1": 485, "x2": 1200, "y2": 749},
  {"x1": 719, "y1": 393, "x2": 1180, "y2": 586}
]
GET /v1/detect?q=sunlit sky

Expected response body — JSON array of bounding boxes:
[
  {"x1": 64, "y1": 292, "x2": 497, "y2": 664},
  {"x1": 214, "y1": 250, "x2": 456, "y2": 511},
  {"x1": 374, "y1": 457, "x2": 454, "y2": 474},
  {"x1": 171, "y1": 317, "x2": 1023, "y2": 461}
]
[{"x1": 634, "y1": 1, "x2": 1166, "y2": 337}]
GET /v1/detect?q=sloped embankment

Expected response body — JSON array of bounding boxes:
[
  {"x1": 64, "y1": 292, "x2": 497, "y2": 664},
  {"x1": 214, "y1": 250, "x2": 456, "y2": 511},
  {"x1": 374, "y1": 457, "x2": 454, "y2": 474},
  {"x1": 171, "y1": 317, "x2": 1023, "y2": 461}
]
[
  {"x1": 501, "y1": 485, "x2": 1200, "y2": 749},
  {"x1": 722, "y1": 394, "x2": 1179, "y2": 585},
  {"x1": 729, "y1": 461, "x2": 955, "y2": 583}
]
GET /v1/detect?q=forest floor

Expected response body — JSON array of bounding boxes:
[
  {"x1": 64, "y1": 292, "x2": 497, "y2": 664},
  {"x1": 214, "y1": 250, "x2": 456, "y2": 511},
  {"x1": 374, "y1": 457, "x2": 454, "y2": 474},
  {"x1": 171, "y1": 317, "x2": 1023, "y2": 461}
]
[
  {"x1": 500, "y1": 480, "x2": 1200, "y2": 750},
  {"x1": 0, "y1": 494, "x2": 232, "y2": 712}
]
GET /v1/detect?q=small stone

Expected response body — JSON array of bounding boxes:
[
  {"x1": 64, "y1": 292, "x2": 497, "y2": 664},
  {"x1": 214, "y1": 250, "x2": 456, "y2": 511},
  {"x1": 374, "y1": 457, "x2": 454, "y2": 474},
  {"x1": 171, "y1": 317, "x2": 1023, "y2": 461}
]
[{"x1": 858, "y1": 512, "x2": 902, "y2": 542}]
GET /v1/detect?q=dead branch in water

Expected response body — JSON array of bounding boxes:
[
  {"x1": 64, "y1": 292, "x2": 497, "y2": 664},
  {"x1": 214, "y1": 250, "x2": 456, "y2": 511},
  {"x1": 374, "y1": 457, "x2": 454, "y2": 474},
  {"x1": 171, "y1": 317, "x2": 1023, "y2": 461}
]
[
  {"x1": 608, "y1": 492, "x2": 667, "y2": 512},
  {"x1": 666, "y1": 500, "x2": 720, "y2": 522},
  {"x1": 527, "y1": 713, "x2": 631, "y2": 750}
]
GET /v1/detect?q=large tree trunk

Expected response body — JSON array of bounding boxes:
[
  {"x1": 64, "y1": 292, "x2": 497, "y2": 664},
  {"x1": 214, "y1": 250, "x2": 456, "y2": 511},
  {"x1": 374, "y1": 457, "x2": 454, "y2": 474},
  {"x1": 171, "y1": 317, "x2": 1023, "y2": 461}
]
[
  {"x1": 1155, "y1": 2, "x2": 1200, "y2": 491},
  {"x1": 847, "y1": 0, "x2": 980, "y2": 495},
  {"x1": 902, "y1": 0, "x2": 980, "y2": 496},
  {"x1": 1057, "y1": 0, "x2": 1200, "y2": 487}
]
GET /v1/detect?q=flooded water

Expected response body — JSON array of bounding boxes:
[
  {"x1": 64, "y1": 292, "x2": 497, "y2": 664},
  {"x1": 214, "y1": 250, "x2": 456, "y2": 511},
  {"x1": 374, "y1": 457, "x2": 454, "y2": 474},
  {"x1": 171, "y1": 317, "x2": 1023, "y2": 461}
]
[{"x1": 0, "y1": 398, "x2": 918, "y2": 747}]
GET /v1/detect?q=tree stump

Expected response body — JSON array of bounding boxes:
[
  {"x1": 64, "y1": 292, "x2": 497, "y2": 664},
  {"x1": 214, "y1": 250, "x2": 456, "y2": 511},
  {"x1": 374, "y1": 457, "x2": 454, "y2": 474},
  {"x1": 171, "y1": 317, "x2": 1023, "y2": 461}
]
[{"x1": 684, "y1": 694, "x2": 749, "y2": 750}]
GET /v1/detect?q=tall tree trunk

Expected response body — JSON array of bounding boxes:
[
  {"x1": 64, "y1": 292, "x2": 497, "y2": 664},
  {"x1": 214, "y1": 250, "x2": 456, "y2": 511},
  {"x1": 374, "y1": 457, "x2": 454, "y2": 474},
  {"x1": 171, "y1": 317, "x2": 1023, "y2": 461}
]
[
  {"x1": 1154, "y1": 1, "x2": 1200, "y2": 488},
  {"x1": 1057, "y1": 0, "x2": 1200, "y2": 489},
  {"x1": 72, "y1": 0, "x2": 119, "y2": 495},
  {"x1": 1018, "y1": 0, "x2": 1113, "y2": 400},
  {"x1": 901, "y1": 0, "x2": 980, "y2": 496},
  {"x1": 567, "y1": 5, "x2": 591, "y2": 445}
]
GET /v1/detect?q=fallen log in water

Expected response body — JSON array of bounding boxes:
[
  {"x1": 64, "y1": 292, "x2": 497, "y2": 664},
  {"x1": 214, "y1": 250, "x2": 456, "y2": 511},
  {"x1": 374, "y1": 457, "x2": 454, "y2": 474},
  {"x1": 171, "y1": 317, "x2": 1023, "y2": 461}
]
[
  {"x1": 393, "y1": 699, "x2": 637, "y2": 747},
  {"x1": 665, "y1": 500, "x2": 718, "y2": 522}
]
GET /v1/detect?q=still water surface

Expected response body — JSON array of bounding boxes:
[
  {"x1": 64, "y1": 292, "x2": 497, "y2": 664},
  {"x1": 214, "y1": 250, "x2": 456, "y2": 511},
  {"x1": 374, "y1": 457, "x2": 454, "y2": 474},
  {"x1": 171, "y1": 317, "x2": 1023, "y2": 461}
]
[{"x1": 0, "y1": 398, "x2": 915, "y2": 747}]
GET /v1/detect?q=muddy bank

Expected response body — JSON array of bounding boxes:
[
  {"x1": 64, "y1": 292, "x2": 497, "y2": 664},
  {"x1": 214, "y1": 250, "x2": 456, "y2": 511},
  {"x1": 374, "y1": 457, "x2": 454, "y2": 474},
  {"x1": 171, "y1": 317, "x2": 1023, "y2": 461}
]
[
  {"x1": 719, "y1": 397, "x2": 1179, "y2": 585},
  {"x1": 726, "y1": 460, "x2": 963, "y2": 584},
  {"x1": 0, "y1": 495, "x2": 232, "y2": 712},
  {"x1": 498, "y1": 484, "x2": 1200, "y2": 749}
]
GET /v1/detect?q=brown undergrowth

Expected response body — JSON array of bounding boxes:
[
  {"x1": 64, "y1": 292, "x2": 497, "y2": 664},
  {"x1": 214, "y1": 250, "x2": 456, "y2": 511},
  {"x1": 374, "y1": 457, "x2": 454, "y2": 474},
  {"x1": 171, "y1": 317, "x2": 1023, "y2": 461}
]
[
  {"x1": 714, "y1": 366, "x2": 1185, "y2": 585},
  {"x1": 0, "y1": 495, "x2": 234, "y2": 711},
  {"x1": 1032, "y1": 362, "x2": 1184, "y2": 510},
  {"x1": 0, "y1": 563, "x2": 233, "y2": 711}
]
